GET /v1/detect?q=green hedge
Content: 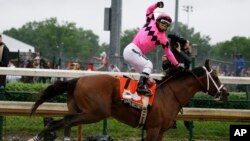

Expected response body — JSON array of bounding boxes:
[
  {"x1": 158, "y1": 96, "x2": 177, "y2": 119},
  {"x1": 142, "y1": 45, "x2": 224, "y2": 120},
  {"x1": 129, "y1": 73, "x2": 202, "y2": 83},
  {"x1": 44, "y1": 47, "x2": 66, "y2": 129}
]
[
  {"x1": 190, "y1": 92, "x2": 250, "y2": 109},
  {"x1": 2, "y1": 82, "x2": 250, "y2": 109},
  {"x1": 3, "y1": 82, "x2": 66, "y2": 102}
]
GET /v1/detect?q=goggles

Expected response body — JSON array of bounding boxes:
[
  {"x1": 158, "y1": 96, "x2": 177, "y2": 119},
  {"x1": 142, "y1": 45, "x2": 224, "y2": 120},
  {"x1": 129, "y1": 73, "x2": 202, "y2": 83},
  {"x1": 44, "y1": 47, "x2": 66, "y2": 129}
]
[{"x1": 159, "y1": 19, "x2": 171, "y2": 26}]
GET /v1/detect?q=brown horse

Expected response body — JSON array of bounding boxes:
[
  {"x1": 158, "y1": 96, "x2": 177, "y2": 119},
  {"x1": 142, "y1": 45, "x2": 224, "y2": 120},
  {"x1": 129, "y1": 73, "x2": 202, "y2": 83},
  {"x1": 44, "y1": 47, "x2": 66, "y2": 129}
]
[{"x1": 28, "y1": 60, "x2": 229, "y2": 141}]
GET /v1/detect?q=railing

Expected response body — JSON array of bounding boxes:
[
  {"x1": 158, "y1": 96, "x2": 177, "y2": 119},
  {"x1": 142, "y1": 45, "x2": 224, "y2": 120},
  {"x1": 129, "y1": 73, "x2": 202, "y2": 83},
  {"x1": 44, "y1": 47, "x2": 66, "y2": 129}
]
[
  {"x1": 0, "y1": 67, "x2": 250, "y2": 140},
  {"x1": 0, "y1": 101, "x2": 250, "y2": 122},
  {"x1": 1, "y1": 67, "x2": 250, "y2": 84}
]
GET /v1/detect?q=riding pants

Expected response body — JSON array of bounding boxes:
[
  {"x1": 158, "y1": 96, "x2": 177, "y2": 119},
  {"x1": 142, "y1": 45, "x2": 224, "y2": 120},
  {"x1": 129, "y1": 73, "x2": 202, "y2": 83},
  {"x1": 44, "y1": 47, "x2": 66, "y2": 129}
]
[{"x1": 123, "y1": 43, "x2": 153, "y2": 75}]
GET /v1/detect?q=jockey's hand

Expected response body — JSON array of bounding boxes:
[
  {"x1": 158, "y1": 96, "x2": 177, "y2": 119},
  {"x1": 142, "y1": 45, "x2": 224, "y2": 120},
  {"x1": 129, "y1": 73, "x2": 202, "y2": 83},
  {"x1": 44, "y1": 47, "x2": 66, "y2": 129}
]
[
  {"x1": 157, "y1": 1, "x2": 164, "y2": 8},
  {"x1": 174, "y1": 64, "x2": 184, "y2": 71}
]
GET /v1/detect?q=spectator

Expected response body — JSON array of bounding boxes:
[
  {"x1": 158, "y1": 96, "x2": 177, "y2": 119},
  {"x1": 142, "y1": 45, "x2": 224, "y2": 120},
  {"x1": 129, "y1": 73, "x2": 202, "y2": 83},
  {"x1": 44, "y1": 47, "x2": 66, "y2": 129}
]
[
  {"x1": 33, "y1": 56, "x2": 40, "y2": 82},
  {"x1": 109, "y1": 64, "x2": 120, "y2": 72},
  {"x1": 7, "y1": 60, "x2": 21, "y2": 83},
  {"x1": 0, "y1": 34, "x2": 10, "y2": 87},
  {"x1": 235, "y1": 54, "x2": 245, "y2": 76},
  {"x1": 24, "y1": 49, "x2": 34, "y2": 66},
  {"x1": 86, "y1": 63, "x2": 95, "y2": 71},
  {"x1": 162, "y1": 34, "x2": 193, "y2": 130},
  {"x1": 21, "y1": 60, "x2": 34, "y2": 83},
  {"x1": 71, "y1": 63, "x2": 80, "y2": 70},
  {"x1": 93, "y1": 51, "x2": 109, "y2": 71},
  {"x1": 39, "y1": 59, "x2": 50, "y2": 83},
  {"x1": 223, "y1": 64, "x2": 230, "y2": 76},
  {"x1": 66, "y1": 58, "x2": 73, "y2": 70},
  {"x1": 235, "y1": 54, "x2": 246, "y2": 92},
  {"x1": 168, "y1": 34, "x2": 191, "y2": 69},
  {"x1": 162, "y1": 34, "x2": 191, "y2": 76}
]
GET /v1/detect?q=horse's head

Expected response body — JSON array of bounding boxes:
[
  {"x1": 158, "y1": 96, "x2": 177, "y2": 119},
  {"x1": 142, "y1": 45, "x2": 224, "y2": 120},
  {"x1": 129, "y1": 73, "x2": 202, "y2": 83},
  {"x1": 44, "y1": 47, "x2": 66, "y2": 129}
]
[{"x1": 200, "y1": 59, "x2": 229, "y2": 101}]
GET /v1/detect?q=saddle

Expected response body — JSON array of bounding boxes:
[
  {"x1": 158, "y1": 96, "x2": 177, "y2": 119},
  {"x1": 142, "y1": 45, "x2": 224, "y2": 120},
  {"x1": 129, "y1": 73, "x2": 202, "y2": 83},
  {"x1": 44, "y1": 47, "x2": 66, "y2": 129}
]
[{"x1": 116, "y1": 75, "x2": 156, "y2": 110}]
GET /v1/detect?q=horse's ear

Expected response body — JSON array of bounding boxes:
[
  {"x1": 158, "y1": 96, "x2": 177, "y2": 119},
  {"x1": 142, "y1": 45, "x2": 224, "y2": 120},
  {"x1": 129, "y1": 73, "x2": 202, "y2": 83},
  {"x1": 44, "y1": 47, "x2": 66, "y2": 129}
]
[{"x1": 205, "y1": 59, "x2": 211, "y2": 71}]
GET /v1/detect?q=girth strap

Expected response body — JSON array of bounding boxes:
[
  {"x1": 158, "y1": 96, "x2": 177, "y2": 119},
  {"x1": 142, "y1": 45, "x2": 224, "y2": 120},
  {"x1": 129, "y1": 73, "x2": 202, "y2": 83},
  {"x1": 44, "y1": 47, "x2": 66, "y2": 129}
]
[
  {"x1": 137, "y1": 96, "x2": 149, "y2": 128},
  {"x1": 124, "y1": 78, "x2": 131, "y2": 89}
]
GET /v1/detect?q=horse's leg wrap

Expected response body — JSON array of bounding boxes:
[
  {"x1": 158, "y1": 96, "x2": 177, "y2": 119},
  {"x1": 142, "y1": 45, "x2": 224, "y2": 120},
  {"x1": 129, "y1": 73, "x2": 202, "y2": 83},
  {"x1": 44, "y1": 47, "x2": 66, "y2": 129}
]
[
  {"x1": 28, "y1": 135, "x2": 40, "y2": 141},
  {"x1": 64, "y1": 126, "x2": 71, "y2": 140}
]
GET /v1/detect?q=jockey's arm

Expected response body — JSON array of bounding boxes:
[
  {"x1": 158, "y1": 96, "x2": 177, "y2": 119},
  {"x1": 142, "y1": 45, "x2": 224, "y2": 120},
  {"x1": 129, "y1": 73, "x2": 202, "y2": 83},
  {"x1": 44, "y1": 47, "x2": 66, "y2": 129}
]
[
  {"x1": 163, "y1": 45, "x2": 179, "y2": 67},
  {"x1": 145, "y1": 2, "x2": 158, "y2": 22}
]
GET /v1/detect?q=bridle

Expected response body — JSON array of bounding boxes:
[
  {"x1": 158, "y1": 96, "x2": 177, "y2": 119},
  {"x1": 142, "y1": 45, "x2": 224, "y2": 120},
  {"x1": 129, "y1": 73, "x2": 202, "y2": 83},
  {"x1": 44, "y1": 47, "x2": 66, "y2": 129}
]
[
  {"x1": 193, "y1": 66, "x2": 224, "y2": 99},
  {"x1": 157, "y1": 66, "x2": 225, "y2": 102}
]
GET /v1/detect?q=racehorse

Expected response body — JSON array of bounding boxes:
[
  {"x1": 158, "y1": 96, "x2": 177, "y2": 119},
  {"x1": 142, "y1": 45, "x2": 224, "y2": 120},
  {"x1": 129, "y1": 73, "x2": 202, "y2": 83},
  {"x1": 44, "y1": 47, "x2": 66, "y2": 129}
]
[{"x1": 28, "y1": 60, "x2": 229, "y2": 141}]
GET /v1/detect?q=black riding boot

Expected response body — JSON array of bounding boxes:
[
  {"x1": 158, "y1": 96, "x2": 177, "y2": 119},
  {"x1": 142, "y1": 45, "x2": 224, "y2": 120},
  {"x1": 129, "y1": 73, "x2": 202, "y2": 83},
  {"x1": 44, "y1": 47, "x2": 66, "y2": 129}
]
[{"x1": 137, "y1": 75, "x2": 151, "y2": 96}]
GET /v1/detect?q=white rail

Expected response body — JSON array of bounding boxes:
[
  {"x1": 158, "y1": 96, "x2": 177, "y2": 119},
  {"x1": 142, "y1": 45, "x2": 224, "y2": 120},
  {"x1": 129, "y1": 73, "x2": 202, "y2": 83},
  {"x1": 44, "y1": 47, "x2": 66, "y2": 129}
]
[
  {"x1": 0, "y1": 101, "x2": 250, "y2": 122},
  {"x1": 1, "y1": 67, "x2": 250, "y2": 84}
]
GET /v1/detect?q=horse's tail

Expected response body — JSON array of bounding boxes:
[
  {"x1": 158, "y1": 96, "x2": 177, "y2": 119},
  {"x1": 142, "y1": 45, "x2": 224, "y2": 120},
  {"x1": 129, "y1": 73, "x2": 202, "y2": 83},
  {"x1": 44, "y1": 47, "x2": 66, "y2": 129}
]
[{"x1": 30, "y1": 78, "x2": 79, "y2": 116}]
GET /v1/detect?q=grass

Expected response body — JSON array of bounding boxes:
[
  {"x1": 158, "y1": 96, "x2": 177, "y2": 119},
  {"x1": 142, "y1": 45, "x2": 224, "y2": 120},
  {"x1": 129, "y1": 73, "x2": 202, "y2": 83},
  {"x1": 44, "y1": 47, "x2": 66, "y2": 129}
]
[{"x1": 3, "y1": 116, "x2": 249, "y2": 140}]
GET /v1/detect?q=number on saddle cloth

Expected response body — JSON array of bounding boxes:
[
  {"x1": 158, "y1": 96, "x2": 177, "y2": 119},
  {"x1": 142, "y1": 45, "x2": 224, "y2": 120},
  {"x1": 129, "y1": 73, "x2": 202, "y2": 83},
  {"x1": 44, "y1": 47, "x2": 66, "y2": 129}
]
[{"x1": 117, "y1": 76, "x2": 157, "y2": 110}]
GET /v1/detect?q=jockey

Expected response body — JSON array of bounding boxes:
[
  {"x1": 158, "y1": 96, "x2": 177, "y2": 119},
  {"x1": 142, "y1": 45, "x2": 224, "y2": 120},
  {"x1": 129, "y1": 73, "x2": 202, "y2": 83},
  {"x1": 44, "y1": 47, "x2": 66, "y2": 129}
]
[{"x1": 123, "y1": 1, "x2": 179, "y2": 96}]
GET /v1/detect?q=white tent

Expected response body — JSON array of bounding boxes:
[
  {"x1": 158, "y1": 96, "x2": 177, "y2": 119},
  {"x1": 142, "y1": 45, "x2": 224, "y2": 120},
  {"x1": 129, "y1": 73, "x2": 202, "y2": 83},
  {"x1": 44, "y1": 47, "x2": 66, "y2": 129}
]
[{"x1": 2, "y1": 34, "x2": 35, "y2": 52}]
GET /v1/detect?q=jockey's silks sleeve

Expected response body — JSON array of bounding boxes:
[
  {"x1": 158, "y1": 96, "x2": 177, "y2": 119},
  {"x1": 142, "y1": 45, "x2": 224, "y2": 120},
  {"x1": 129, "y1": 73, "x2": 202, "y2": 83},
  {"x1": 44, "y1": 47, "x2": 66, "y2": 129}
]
[{"x1": 132, "y1": 3, "x2": 179, "y2": 66}]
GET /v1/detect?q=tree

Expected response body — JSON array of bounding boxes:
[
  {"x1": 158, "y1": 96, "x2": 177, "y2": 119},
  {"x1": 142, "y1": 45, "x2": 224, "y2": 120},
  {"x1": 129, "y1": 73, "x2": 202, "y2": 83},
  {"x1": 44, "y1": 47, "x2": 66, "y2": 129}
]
[
  {"x1": 212, "y1": 36, "x2": 250, "y2": 62},
  {"x1": 3, "y1": 18, "x2": 100, "y2": 65}
]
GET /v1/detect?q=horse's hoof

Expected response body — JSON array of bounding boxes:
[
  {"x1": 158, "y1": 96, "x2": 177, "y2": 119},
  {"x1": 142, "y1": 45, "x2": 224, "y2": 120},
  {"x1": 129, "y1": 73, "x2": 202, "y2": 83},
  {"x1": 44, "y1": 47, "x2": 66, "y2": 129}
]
[
  {"x1": 64, "y1": 137, "x2": 71, "y2": 141},
  {"x1": 27, "y1": 136, "x2": 39, "y2": 141}
]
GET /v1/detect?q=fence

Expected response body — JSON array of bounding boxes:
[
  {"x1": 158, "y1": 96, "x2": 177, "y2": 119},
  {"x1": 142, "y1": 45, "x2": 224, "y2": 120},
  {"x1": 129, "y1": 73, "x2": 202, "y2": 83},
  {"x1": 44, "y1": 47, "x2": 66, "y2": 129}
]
[
  {"x1": 0, "y1": 101, "x2": 250, "y2": 121},
  {"x1": 0, "y1": 67, "x2": 250, "y2": 140}
]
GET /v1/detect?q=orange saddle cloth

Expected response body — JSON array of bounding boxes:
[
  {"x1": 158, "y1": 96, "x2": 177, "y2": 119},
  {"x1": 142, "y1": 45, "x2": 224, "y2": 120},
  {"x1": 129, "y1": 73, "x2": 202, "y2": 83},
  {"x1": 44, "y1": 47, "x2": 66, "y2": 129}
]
[{"x1": 116, "y1": 75, "x2": 157, "y2": 109}]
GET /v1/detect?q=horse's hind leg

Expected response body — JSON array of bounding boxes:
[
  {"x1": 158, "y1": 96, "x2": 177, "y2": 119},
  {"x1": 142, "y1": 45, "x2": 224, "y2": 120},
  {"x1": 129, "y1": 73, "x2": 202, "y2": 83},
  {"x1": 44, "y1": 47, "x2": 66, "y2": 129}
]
[
  {"x1": 28, "y1": 119, "x2": 65, "y2": 141},
  {"x1": 28, "y1": 112, "x2": 103, "y2": 141}
]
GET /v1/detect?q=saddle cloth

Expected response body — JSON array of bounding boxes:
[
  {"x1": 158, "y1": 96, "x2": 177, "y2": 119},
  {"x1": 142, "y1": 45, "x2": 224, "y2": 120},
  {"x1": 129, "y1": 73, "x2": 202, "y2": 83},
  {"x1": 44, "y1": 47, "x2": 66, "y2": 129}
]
[{"x1": 116, "y1": 76, "x2": 156, "y2": 109}]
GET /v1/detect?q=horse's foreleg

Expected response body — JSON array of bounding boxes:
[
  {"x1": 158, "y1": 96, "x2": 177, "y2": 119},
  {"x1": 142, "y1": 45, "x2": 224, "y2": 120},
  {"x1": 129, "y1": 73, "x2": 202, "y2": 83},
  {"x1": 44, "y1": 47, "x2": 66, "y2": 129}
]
[
  {"x1": 145, "y1": 127, "x2": 161, "y2": 141},
  {"x1": 77, "y1": 125, "x2": 82, "y2": 141},
  {"x1": 64, "y1": 126, "x2": 71, "y2": 141},
  {"x1": 156, "y1": 130, "x2": 164, "y2": 141}
]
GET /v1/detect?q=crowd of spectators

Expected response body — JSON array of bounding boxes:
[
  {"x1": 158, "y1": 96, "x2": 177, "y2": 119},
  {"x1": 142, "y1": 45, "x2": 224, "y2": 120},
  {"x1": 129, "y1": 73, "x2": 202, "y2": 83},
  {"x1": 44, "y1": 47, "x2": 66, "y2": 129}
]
[{"x1": 7, "y1": 50, "x2": 123, "y2": 83}]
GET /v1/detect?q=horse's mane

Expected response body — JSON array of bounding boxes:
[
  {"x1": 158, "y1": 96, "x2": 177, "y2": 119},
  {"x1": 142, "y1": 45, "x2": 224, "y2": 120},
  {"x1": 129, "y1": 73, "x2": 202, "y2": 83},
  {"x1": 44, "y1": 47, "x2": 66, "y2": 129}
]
[{"x1": 156, "y1": 66, "x2": 206, "y2": 85}]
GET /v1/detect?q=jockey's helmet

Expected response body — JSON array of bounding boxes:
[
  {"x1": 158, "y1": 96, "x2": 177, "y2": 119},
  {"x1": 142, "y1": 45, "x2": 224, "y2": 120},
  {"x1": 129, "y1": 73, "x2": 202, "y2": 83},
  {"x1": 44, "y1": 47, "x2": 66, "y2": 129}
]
[{"x1": 156, "y1": 13, "x2": 172, "y2": 25}]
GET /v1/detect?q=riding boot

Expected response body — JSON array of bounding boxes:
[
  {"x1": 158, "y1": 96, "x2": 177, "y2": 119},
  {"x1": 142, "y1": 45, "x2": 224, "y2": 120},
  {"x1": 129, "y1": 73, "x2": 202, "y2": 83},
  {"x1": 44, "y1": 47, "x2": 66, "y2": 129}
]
[{"x1": 137, "y1": 74, "x2": 151, "y2": 96}]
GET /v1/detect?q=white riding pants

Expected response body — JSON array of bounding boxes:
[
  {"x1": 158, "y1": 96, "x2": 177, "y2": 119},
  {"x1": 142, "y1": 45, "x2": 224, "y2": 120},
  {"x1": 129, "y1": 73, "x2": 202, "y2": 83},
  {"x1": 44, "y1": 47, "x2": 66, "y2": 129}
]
[{"x1": 123, "y1": 43, "x2": 153, "y2": 75}]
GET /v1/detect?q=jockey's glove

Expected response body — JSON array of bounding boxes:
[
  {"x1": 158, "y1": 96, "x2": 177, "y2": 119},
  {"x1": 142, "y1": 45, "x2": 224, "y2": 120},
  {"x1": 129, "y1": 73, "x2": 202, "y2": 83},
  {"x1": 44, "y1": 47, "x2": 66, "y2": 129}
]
[{"x1": 157, "y1": 1, "x2": 164, "y2": 8}]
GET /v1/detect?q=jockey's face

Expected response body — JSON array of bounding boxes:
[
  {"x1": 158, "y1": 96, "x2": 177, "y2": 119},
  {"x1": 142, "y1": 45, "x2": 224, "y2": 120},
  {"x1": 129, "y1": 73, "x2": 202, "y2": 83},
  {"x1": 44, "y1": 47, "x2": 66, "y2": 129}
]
[{"x1": 158, "y1": 21, "x2": 170, "y2": 32}]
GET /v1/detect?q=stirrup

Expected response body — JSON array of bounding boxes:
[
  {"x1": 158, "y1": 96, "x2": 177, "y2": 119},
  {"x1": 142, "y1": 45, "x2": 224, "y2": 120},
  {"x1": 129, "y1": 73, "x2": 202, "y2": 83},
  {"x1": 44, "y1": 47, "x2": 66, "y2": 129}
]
[
  {"x1": 137, "y1": 88, "x2": 152, "y2": 96},
  {"x1": 142, "y1": 92, "x2": 152, "y2": 96}
]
